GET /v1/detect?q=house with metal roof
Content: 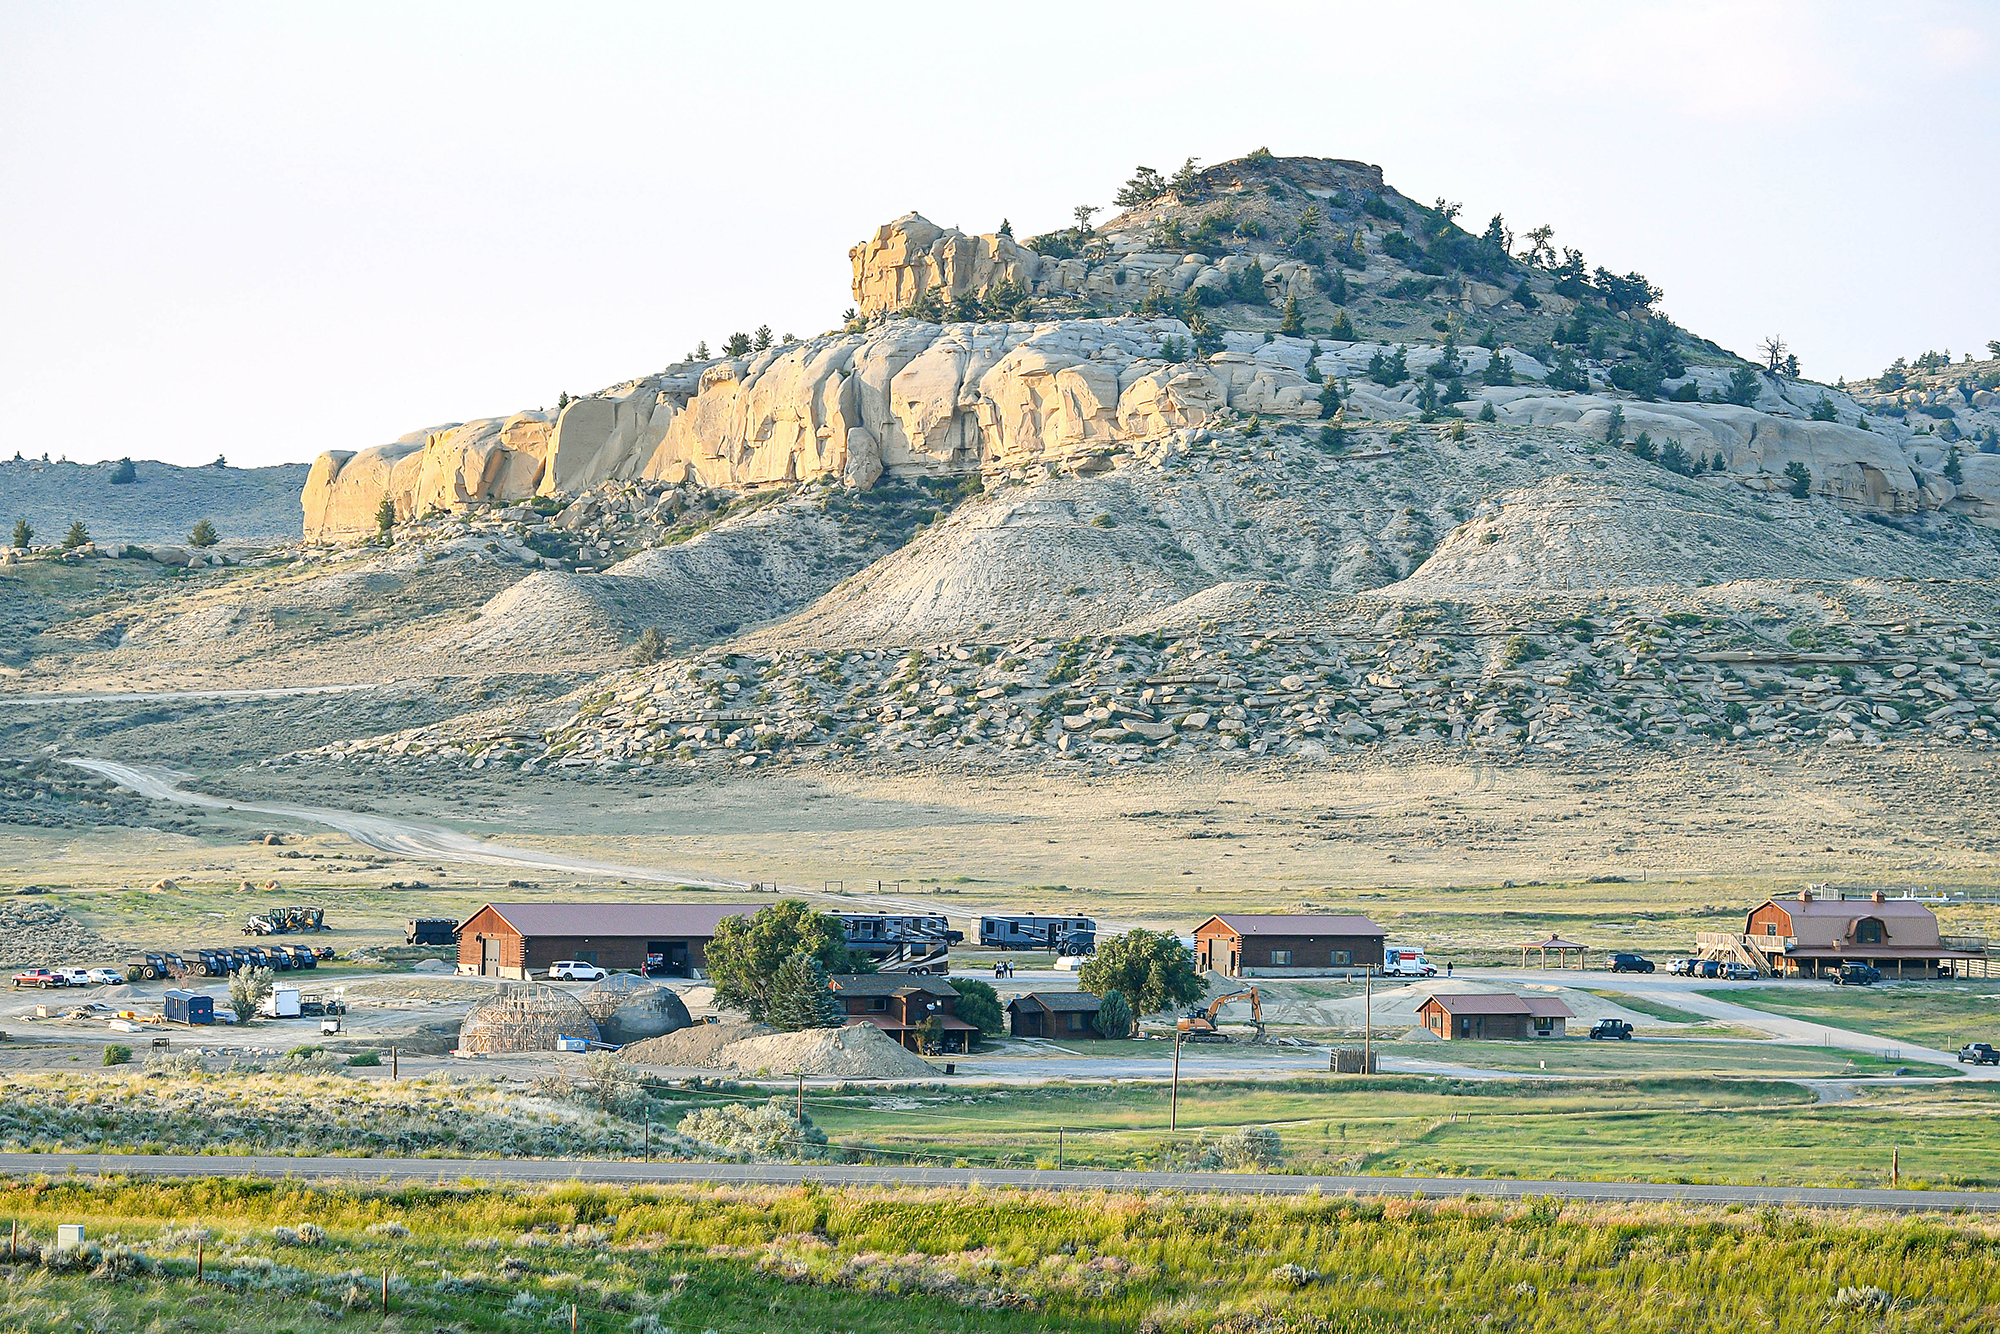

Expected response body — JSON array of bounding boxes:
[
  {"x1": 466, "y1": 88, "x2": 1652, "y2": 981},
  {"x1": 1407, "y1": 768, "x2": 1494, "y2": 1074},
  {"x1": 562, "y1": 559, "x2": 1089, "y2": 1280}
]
[
  {"x1": 1005, "y1": 990, "x2": 1107, "y2": 1039},
  {"x1": 1193, "y1": 913, "x2": 1386, "y2": 977},
  {"x1": 1416, "y1": 992, "x2": 1573, "y2": 1040},
  {"x1": 455, "y1": 902, "x2": 766, "y2": 980},
  {"x1": 1737, "y1": 889, "x2": 1978, "y2": 979}
]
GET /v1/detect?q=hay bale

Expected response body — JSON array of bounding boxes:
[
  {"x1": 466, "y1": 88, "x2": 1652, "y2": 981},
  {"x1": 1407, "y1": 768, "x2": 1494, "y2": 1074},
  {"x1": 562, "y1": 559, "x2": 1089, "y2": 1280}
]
[
  {"x1": 580, "y1": 975, "x2": 691, "y2": 1046},
  {"x1": 457, "y1": 984, "x2": 599, "y2": 1054}
]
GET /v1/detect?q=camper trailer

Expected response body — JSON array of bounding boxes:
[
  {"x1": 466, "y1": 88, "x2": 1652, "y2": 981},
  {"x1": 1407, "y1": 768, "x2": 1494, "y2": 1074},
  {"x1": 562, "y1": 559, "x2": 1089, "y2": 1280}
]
[{"x1": 978, "y1": 913, "x2": 1098, "y2": 956}]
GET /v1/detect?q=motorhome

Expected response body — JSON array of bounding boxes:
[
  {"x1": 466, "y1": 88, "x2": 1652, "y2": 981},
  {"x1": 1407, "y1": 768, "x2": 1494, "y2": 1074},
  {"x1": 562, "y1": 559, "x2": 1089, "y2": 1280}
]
[
  {"x1": 978, "y1": 913, "x2": 1098, "y2": 956},
  {"x1": 838, "y1": 913, "x2": 956, "y2": 974}
]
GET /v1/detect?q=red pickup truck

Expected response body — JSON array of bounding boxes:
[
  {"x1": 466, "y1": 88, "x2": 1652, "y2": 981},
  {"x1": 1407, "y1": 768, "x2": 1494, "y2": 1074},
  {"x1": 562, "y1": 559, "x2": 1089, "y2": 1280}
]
[{"x1": 11, "y1": 968, "x2": 63, "y2": 990}]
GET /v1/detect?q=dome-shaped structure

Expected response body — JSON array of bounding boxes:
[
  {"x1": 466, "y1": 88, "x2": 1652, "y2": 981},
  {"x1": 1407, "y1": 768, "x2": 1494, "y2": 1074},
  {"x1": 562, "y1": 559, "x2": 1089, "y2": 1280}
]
[
  {"x1": 580, "y1": 974, "x2": 692, "y2": 1046},
  {"x1": 457, "y1": 984, "x2": 600, "y2": 1054}
]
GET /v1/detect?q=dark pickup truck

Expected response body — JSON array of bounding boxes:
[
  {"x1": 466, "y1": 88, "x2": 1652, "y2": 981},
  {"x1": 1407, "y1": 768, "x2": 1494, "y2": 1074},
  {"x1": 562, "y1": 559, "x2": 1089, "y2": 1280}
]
[{"x1": 1959, "y1": 1043, "x2": 1999, "y2": 1065}]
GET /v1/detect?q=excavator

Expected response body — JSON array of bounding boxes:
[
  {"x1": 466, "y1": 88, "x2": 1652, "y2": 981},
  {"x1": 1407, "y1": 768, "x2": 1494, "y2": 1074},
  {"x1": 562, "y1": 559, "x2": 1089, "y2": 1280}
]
[{"x1": 1177, "y1": 988, "x2": 1264, "y2": 1043}]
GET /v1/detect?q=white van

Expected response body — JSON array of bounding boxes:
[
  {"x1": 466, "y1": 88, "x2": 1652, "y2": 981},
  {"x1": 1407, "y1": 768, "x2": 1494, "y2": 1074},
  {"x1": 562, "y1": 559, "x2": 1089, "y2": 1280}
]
[{"x1": 1382, "y1": 948, "x2": 1437, "y2": 978}]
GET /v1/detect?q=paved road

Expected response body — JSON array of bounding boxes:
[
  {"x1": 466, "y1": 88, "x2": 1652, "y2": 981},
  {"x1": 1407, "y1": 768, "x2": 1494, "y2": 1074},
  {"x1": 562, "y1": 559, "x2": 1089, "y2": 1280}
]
[{"x1": 3, "y1": 1152, "x2": 1991, "y2": 1213}]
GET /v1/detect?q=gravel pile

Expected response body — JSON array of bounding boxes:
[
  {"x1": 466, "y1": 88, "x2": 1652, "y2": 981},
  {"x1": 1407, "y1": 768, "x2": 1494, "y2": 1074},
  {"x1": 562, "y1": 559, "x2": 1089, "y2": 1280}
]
[{"x1": 619, "y1": 1020, "x2": 939, "y2": 1079}]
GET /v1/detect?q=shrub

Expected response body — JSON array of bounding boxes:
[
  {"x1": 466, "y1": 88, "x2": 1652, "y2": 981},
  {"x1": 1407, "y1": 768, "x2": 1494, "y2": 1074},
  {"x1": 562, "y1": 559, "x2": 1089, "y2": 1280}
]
[
  {"x1": 1723, "y1": 366, "x2": 1762, "y2": 406},
  {"x1": 375, "y1": 498, "x2": 395, "y2": 538},
  {"x1": 1809, "y1": 394, "x2": 1839, "y2": 422},
  {"x1": 1477, "y1": 401, "x2": 1497, "y2": 423},
  {"x1": 365, "y1": 1221, "x2": 409, "y2": 1238},
  {"x1": 347, "y1": 1050, "x2": 381, "y2": 1067},
  {"x1": 1784, "y1": 461, "x2": 1812, "y2": 499},
  {"x1": 187, "y1": 519, "x2": 218, "y2": 548},
  {"x1": 1545, "y1": 349, "x2": 1589, "y2": 393},
  {"x1": 631, "y1": 626, "x2": 666, "y2": 664},
  {"x1": 102, "y1": 1044, "x2": 132, "y2": 1066},
  {"x1": 1658, "y1": 439, "x2": 1691, "y2": 474},
  {"x1": 677, "y1": 1098, "x2": 828, "y2": 1160},
  {"x1": 1367, "y1": 346, "x2": 1409, "y2": 386}
]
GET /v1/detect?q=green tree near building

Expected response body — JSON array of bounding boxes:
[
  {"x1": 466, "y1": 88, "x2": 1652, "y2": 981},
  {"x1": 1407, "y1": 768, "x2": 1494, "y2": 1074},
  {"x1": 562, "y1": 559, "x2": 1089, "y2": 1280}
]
[
  {"x1": 948, "y1": 977, "x2": 1003, "y2": 1045},
  {"x1": 705, "y1": 900, "x2": 866, "y2": 1022},
  {"x1": 765, "y1": 953, "x2": 845, "y2": 1031},
  {"x1": 1078, "y1": 929, "x2": 1205, "y2": 1017},
  {"x1": 1093, "y1": 990, "x2": 1135, "y2": 1039}
]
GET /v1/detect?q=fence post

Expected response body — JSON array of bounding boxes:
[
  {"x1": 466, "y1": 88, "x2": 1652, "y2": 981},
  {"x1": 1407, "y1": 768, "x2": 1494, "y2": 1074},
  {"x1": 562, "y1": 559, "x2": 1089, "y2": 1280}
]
[
  {"x1": 381, "y1": 1267, "x2": 389, "y2": 1315},
  {"x1": 1057, "y1": 1125, "x2": 1064, "y2": 1170},
  {"x1": 195, "y1": 1237, "x2": 202, "y2": 1281}
]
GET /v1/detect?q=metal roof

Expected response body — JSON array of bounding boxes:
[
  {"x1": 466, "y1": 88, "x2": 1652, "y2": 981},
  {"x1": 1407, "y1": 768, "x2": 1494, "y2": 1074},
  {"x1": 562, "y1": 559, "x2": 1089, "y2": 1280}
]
[
  {"x1": 466, "y1": 903, "x2": 767, "y2": 938},
  {"x1": 1198, "y1": 913, "x2": 1386, "y2": 937},
  {"x1": 1007, "y1": 991, "x2": 1104, "y2": 1012},
  {"x1": 1420, "y1": 992, "x2": 1574, "y2": 1017}
]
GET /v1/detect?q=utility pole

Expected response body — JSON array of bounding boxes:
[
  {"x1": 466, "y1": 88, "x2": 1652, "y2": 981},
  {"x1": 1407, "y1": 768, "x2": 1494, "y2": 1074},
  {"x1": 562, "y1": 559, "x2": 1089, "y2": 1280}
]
[
  {"x1": 1170, "y1": 1029, "x2": 1183, "y2": 1132},
  {"x1": 1363, "y1": 968, "x2": 1373, "y2": 1073}
]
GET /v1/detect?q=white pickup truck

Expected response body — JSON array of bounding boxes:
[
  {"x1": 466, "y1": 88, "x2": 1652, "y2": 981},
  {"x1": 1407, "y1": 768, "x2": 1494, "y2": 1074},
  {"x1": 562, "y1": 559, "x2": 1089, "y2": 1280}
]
[{"x1": 1381, "y1": 948, "x2": 1437, "y2": 978}]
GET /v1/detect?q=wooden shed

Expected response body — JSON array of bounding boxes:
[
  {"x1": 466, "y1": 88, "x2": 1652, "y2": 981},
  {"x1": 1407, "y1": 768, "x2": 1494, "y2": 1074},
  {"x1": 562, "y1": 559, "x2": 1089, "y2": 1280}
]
[
  {"x1": 1416, "y1": 992, "x2": 1572, "y2": 1041},
  {"x1": 455, "y1": 902, "x2": 765, "y2": 980},
  {"x1": 1193, "y1": 913, "x2": 1385, "y2": 977},
  {"x1": 1006, "y1": 991, "x2": 1105, "y2": 1038}
]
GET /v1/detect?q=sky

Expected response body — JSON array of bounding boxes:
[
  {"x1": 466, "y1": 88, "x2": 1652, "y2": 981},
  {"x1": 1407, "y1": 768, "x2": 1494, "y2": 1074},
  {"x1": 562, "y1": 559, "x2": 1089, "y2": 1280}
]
[{"x1": 2, "y1": 1, "x2": 1996, "y2": 469}]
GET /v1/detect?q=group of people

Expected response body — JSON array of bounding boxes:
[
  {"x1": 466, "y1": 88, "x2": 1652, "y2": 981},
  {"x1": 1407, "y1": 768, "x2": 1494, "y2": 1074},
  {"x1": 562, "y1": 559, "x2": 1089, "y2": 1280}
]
[{"x1": 991, "y1": 959, "x2": 1017, "y2": 978}]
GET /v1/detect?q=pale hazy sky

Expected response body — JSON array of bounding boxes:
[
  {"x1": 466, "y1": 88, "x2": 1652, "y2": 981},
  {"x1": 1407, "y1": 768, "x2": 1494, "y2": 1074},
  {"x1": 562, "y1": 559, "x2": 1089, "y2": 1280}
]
[{"x1": 3, "y1": 1, "x2": 1995, "y2": 468}]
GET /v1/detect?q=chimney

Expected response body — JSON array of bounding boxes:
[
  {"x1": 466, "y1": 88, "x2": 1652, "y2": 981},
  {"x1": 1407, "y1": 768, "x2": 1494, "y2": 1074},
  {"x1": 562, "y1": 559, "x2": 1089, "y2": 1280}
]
[
  {"x1": 1871, "y1": 890, "x2": 1886, "y2": 903},
  {"x1": 1798, "y1": 888, "x2": 1813, "y2": 903}
]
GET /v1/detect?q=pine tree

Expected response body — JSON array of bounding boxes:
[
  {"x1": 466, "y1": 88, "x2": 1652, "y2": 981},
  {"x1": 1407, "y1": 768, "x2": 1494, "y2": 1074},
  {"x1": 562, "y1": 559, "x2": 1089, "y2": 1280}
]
[
  {"x1": 1329, "y1": 309, "x2": 1356, "y2": 342},
  {"x1": 187, "y1": 519, "x2": 218, "y2": 548},
  {"x1": 9, "y1": 518, "x2": 30, "y2": 550},
  {"x1": 62, "y1": 520, "x2": 89, "y2": 549},
  {"x1": 375, "y1": 498, "x2": 396, "y2": 539},
  {"x1": 1784, "y1": 461, "x2": 1812, "y2": 498},
  {"x1": 1279, "y1": 293, "x2": 1304, "y2": 336},
  {"x1": 766, "y1": 953, "x2": 844, "y2": 1031},
  {"x1": 753, "y1": 324, "x2": 773, "y2": 351},
  {"x1": 1093, "y1": 990, "x2": 1134, "y2": 1039},
  {"x1": 1318, "y1": 381, "x2": 1342, "y2": 419},
  {"x1": 1604, "y1": 404, "x2": 1626, "y2": 445}
]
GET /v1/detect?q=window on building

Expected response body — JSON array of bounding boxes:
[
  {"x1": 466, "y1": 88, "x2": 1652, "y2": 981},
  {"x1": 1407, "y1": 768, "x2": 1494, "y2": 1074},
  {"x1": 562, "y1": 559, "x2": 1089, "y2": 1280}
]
[
  {"x1": 1534, "y1": 1017, "x2": 1554, "y2": 1035},
  {"x1": 1333, "y1": 950, "x2": 1351, "y2": 966},
  {"x1": 1269, "y1": 949, "x2": 1292, "y2": 965},
  {"x1": 1067, "y1": 1012, "x2": 1087, "y2": 1032},
  {"x1": 1765, "y1": 923, "x2": 1777, "y2": 936},
  {"x1": 1856, "y1": 919, "x2": 1884, "y2": 945},
  {"x1": 868, "y1": 997, "x2": 888, "y2": 1012}
]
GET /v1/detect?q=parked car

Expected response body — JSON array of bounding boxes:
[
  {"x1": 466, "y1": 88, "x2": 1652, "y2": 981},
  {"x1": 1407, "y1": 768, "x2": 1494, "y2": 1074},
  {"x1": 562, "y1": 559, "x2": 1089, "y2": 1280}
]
[
  {"x1": 1958, "y1": 1043, "x2": 2000, "y2": 1065},
  {"x1": 1831, "y1": 963, "x2": 1880, "y2": 987},
  {"x1": 10, "y1": 968, "x2": 63, "y2": 989},
  {"x1": 1608, "y1": 953, "x2": 1655, "y2": 974},
  {"x1": 1667, "y1": 958, "x2": 1700, "y2": 977},
  {"x1": 1589, "y1": 1019, "x2": 1634, "y2": 1040},
  {"x1": 1721, "y1": 962, "x2": 1760, "y2": 981},
  {"x1": 85, "y1": 968, "x2": 124, "y2": 986},
  {"x1": 1694, "y1": 959, "x2": 1724, "y2": 979},
  {"x1": 52, "y1": 967, "x2": 92, "y2": 987},
  {"x1": 547, "y1": 960, "x2": 606, "y2": 982}
]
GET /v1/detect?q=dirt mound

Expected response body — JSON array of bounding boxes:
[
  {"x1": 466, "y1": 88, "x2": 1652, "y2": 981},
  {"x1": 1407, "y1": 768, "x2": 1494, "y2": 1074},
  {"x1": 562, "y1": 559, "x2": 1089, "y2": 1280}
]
[
  {"x1": 619, "y1": 1020, "x2": 770, "y2": 1067},
  {"x1": 725, "y1": 1024, "x2": 940, "y2": 1079},
  {"x1": 618, "y1": 1020, "x2": 939, "y2": 1079}
]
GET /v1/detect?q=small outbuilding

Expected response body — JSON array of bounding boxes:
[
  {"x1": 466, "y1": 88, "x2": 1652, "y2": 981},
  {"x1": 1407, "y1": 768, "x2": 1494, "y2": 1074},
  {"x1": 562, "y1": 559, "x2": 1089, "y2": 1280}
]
[
  {"x1": 1416, "y1": 992, "x2": 1572, "y2": 1041},
  {"x1": 829, "y1": 974, "x2": 975, "y2": 1053},
  {"x1": 456, "y1": 902, "x2": 766, "y2": 980},
  {"x1": 1006, "y1": 990, "x2": 1107, "y2": 1038},
  {"x1": 1516, "y1": 934, "x2": 1590, "y2": 969},
  {"x1": 162, "y1": 989, "x2": 214, "y2": 1025},
  {"x1": 1193, "y1": 913, "x2": 1386, "y2": 977}
]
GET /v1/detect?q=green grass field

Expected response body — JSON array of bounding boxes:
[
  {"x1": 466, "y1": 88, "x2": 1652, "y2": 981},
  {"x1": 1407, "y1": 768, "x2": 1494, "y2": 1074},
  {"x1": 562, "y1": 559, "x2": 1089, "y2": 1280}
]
[
  {"x1": 1699, "y1": 982, "x2": 2000, "y2": 1052},
  {"x1": 0, "y1": 1176, "x2": 1996, "y2": 1333}
]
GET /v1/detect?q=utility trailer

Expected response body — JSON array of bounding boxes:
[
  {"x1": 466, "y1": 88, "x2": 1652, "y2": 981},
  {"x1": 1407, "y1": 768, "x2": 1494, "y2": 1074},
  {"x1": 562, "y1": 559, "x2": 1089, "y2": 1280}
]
[
  {"x1": 978, "y1": 913, "x2": 1098, "y2": 956},
  {"x1": 405, "y1": 918, "x2": 458, "y2": 946}
]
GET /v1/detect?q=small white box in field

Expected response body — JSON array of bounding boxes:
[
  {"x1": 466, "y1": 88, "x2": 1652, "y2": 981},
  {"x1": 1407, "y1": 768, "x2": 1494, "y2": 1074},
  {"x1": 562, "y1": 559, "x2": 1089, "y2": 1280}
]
[{"x1": 56, "y1": 1224, "x2": 84, "y2": 1249}]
